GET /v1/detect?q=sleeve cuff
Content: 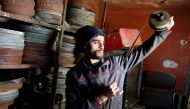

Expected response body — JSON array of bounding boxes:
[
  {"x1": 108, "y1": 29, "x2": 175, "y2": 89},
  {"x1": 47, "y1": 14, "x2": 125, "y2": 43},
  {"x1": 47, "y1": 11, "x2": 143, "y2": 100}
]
[
  {"x1": 166, "y1": 28, "x2": 172, "y2": 32},
  {"x1": 95, "y1": 98, "x2": 101, "y2": 106}
]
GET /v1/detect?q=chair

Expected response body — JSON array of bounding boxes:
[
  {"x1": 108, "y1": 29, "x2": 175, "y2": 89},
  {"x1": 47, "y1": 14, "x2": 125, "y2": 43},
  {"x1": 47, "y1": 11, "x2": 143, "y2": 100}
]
[{"x1": 140, "y1": 71, "x2": 176, "y2": 109}]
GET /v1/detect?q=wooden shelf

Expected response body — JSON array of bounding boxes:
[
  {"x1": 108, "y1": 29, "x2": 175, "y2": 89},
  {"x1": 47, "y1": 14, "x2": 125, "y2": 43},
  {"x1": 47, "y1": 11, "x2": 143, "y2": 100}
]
[
  {"x1": 0, "y1": 64, "x2": 34, "y2": 69},
  {"x1": 60, "y1": 64, "x2": 75, "y2": 68},
  {"x1": 0, "y1": 11, "x2": 61, "y2": 30}
]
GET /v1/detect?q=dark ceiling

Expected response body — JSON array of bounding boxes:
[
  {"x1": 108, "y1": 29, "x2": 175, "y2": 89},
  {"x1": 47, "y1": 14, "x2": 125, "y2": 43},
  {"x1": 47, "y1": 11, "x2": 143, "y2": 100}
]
[{"x1": 103, "y1": 0, "x2": 190, "y2": 9}]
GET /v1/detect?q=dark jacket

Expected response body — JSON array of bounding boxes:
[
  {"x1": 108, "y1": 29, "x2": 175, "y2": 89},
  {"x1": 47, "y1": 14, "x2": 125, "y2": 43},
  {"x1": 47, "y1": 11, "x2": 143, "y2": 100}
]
[{"x1": 65, "y1": 30, "x2": 171, "y2": 109}]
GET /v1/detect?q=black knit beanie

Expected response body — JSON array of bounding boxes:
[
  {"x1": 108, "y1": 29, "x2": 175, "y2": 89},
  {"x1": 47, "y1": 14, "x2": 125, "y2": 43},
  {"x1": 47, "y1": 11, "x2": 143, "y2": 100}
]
[{"x1": 75, "y1": 25, "x2": 105, "y2": 51}]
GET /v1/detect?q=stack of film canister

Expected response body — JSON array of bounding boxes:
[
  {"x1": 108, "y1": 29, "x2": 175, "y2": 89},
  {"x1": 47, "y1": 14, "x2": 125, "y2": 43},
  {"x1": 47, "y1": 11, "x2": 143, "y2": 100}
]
[
  {"x1": 0, "y1": 0, "x2": 35, "y2": 18},
  {"x1": 54, "y1": 68, "x2": 68, "y2": 109},
  {"x1": 39, "y1": 68, "x2": 68, "y2": 109},
  {"x1": 0, "y1": 78, "x2": 25, "y2": 109},
  {"x1": 0, "y1": 28, "x2": 24, "y2": 65},
  {"x1": 0, "y1": 6, "x2": 26, "y2": 108},
  {"x1": 22, "y1": 25, "x2": 56, "y2": 67},
  {"x1": 66, "y1": 0, "x2": 98, "y2": 30},
  {"x1": 35, "y1": 0, "x2": 65, "y2": 25},
  {"x1": 12, "y1": 24, "x2": 56, "y2": 67},
  {"x1": 57, "y1": 33, "x2": 78, "y2": 108},
  {"x1": 60, "y1": 33, "x2": 77, "y2": 67}
]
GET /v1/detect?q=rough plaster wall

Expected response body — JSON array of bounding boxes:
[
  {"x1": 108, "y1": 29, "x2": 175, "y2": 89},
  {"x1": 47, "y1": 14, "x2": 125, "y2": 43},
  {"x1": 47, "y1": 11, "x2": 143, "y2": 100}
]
[
  {"x1": 141, "y1": 9, "x2": 190, "y2": 94},
  {"x1": 105, "y1": 8, "x2": 190, "y2": 94}
]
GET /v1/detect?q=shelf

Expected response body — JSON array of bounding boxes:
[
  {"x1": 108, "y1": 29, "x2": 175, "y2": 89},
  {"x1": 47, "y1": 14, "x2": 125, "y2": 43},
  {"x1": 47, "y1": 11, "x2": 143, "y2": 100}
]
[
  {"x1": 0, "y1": 11, "x2": 61, "y2": 30},
  {"x1": 0, "y1": 64, "x2": 34, "y2": 69},
  {"x1": 60, "y1": 64, "x2": 75, "y2": 68}
]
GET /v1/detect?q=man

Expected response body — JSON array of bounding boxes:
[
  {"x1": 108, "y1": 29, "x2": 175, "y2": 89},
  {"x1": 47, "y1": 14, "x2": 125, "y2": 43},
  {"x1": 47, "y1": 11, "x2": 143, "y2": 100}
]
[{"x1": 65, "y1": 17, "x2": 174, "y2": 109}]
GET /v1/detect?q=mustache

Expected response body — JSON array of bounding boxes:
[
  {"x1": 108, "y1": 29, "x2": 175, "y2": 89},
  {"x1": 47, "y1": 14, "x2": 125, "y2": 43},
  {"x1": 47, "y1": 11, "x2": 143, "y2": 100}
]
[{"x1": 96, "y1": 50, "x2": 104, "y2": 52}]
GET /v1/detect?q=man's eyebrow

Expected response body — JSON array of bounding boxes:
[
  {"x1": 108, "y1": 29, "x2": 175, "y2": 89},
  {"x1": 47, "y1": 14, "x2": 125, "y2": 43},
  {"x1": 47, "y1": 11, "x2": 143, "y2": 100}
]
[{"x1": 91, "y1": 39, "x2": 101, "y2": 41}]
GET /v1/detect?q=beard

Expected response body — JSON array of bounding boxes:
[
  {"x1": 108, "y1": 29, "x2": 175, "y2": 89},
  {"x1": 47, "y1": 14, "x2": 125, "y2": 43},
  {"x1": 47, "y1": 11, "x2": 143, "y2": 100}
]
[{"x1": 87, "y1": 50, "x2": 104, "y2": 60}]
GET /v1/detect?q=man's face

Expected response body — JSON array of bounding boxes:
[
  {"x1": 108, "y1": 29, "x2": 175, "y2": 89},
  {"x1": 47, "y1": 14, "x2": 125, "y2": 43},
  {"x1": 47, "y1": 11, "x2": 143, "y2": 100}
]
[{"x1": 86, "y1": 35, "x2": 105, "y2": 59}]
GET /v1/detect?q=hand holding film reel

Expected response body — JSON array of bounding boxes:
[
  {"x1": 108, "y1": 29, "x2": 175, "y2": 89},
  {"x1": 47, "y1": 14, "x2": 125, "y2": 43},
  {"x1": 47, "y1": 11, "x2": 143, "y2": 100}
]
[{"x1": 149, "y1": 10, "x2": 174, "y2": 31}]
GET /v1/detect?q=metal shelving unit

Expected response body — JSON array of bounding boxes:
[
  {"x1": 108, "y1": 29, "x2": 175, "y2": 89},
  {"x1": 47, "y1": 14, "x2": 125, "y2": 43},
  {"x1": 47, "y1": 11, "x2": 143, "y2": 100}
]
[
  {"x1": 0, "y1": 11, "x2": 61, "y2": 30},
  {"x1": 0, "y1": 0, "x2": 70, "y2": 109},
  {"x1": 0, "y1": 64, "x2": 34, "y2": 69}
]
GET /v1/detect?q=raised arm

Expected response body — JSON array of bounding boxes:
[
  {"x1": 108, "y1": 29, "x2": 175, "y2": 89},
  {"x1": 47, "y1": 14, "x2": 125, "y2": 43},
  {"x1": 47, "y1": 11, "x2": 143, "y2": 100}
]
[{"x1": 115, "y1": 16, "x2": 174, "y2": 72}]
